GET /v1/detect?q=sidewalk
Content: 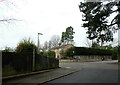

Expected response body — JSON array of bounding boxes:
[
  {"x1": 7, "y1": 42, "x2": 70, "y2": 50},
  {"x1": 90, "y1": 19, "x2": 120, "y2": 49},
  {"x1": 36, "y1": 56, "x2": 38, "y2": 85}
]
[{"x1": 2, "y1": 67, "x2": 79, "y2": 84}]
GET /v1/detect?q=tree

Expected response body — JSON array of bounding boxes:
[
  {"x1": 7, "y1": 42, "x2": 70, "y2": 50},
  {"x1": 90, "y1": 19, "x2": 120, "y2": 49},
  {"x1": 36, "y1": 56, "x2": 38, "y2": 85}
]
[
  {"x1": 0, "y1": 0, "x2": 20, "y2": 23},
  {"x1": 61, "y1": 26, "x2": 75, "y2": 45},
  {"x1": 48, "y1": 41, "x2": 52, "y2": 50},
  {"x1": 16, "y1": 38, "x2": 37, "y2": 54},
  {"x1": 84, "y1": 37, "x2": 100, "y2": 48},
  {"x1": 42, "y1": 41, "x2": 49, "y2": 52},
  {"x1": 64, "y1": 47, "x2": 74, "y2": 58},
  {"x1": 84, "y1": 37, "x2": 92, "y2": 47},
  {"x1": 79, "y1": 1, "x2": 120, "y2": 46},
  {"x1": 92, "y1": 41, "x2": 100, "y2": 49},
  {"x1": 2, "y1": 46, "x2": 14, "y2": 52},
  {"x1": 42, "y1": 40, "x2": 54, "y2": 51},
  {"x1": 50, "y1": 35, "x2": 60, "y2": 48}
]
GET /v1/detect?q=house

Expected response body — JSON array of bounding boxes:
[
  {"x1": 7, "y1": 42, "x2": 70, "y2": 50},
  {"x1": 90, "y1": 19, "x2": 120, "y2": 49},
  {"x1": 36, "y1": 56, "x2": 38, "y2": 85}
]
[{"x1": 51, "y1": 44, "x2": 74, "y2": 59}]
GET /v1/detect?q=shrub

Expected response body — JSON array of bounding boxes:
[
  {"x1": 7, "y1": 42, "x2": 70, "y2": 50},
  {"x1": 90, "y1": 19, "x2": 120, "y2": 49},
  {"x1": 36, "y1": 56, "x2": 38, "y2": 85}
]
[
  {"x1": 16, "y1": 38, "x2": 37, "y2": 54},
  {"x1": 64, "y1": 47, "x2": 74, "y2": 57},
  {"x1": 2, "y1": 47, "x2": 14, "y2": 52},
  {"x1": 111, "y1": 47, "x2": 118, "y2": 60},
  {"x1": 74, "y1": 47, "x2": 112, "y2": 56},
  {"x1": 42, "y1": 51, "x2": 55, "y2": 58},
  {"x1": 48, "y1": 51, "x2": 55, "y2": 58}
]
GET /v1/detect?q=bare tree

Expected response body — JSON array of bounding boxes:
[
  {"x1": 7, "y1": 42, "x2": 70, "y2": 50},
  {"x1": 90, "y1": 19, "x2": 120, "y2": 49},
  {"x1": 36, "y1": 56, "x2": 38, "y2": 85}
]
[
  {"x1": 0, "y1": 0, "x2": 20, "y2": 23},
  {"x1": 42, "y1": 40, "x2": 53, "y2": 51},
  {"x1": 42, "y1": 41, "x2": 49, "y2": 51},
  {"x1": 50, "y1": 35, "x2": 60, "y2": 48},
  {"x1": 84, "y1": 37, "x2": 92, "y2": 48}
]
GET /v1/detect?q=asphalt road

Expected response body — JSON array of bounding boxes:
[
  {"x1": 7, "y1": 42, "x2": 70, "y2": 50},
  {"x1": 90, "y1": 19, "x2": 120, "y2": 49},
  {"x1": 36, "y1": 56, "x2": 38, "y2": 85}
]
[
  {"x1": 2, "y1": 60, "x2": 119, "y2": 84},
  {"x1": 45, "y1": 60, "x2": 119, "y2": 83}
]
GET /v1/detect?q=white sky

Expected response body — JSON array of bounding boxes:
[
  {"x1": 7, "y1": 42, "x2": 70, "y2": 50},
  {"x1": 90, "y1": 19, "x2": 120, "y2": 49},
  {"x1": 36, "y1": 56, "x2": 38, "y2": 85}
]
[{"x1": 0, "y1": 0, "x2": 118, "y2": 49}]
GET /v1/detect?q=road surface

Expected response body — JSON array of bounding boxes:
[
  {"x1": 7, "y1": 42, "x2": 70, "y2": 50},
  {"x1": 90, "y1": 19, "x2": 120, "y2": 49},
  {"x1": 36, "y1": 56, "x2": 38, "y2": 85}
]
[
  {"x1": 45, "y1": 60, "x2": 119, "y2": 83},
  {"x1": 2, "y1": 60, "x2": 119, "y2": 84}
]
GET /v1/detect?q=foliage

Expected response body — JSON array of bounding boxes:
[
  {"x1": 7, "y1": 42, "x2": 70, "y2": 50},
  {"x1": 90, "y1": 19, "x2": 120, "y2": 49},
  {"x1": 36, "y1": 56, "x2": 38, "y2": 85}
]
[
  {"x1": 48, "y1": 51, "x2": 55, "y2": 58},
  {"x1": 2, "y1": 47, "x2": 14, "y2": 52},
  {"x1": 112, "y1": 50, "x2": 117, "y2": 60},
  {"x1": 64, "y1": 47, "x2": 74, "y2": 57},
  {"x1": 61, "y1": 26, "x2": 75, "y2": 45},
  {"x1": 50, "y1": 35, "x2": 60, "y2": 48},
  {"x1": 16, "y1": 38, "x2": 37, "y2": 54},
  {"x1": 111, "y1": 47, "x2": 118, "y2": 60},
  {"x1": 79, "y1": 1, "x2": 120, "y2": 45},
  {"x1": 84, "y1": 37, "x2": 92, "y2": 47},
  {"x1": 74, "y1": 47, "x2": 112, "y2": 56},
  {"x1": 43, "y1": 51, "x2": 55, "y2": 58},
  {"x1": 42, "y1": 35, "x2": 60, "y2": 51},
  {"x1": 118, "y1": 45, "x2": 120, "y2": 62},
  {"x1": 92, "y1": 41, "x2": 100, "y2": 48},
  {"x1": 42, "y1": 41, "x2": 49, "y2": 51}
]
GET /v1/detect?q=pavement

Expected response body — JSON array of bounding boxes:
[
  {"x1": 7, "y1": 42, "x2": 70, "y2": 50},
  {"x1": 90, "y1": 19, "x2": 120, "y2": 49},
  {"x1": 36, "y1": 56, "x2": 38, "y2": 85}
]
[
  {"x1": 46, "y1": 60, "x2": 119, "y2": 83},
  {"x1": 2, "y1": 67, "x2": 79, "y2": 84}
]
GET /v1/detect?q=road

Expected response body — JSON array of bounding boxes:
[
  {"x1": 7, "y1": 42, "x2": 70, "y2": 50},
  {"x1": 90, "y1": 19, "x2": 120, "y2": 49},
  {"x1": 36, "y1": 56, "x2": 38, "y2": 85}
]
[
  {"x1": 2, "y1": 60, "x2": 119, "y2": 84},
  {"x1": 45, "y1": 60, "x2": 119, "y2": 83}
]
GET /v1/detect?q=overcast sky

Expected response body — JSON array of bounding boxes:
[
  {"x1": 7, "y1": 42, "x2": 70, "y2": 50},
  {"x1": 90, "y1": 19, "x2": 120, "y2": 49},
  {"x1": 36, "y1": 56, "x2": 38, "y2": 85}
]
[{"x1": 0, "y1": 0, "x2": 118, "y2": 50}]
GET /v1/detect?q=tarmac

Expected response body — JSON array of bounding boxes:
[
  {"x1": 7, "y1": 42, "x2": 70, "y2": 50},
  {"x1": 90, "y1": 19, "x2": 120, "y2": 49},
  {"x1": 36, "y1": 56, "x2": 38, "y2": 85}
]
[
  {"x1": 2, "y1": 67, "x2": 79, "y2": 84},
  {"x1": 2, "y1": 60, "x2": 118, "y2": 84}
]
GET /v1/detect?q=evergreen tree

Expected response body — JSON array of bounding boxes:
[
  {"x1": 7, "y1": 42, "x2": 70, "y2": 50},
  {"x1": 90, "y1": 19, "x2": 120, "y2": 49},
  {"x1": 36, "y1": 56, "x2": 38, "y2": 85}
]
[
  {"x1": 61, "y1": 26, "x2": 75, "y2": 45},
  {"x1": 79, "y1": 1, "x2": 120, "y2": 46}
]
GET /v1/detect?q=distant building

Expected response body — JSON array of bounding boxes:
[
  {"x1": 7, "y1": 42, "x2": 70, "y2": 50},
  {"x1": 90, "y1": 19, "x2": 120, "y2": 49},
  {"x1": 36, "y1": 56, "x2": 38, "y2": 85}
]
[{"x1": 51, "y1": 44, "x2": 74, "y2": 59}]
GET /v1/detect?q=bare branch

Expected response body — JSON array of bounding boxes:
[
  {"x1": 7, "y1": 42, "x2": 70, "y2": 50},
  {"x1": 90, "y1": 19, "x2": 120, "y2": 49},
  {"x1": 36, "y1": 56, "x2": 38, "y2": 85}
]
[{"x1": 0, "y1": 19, "x2": 22, "y2": 23}]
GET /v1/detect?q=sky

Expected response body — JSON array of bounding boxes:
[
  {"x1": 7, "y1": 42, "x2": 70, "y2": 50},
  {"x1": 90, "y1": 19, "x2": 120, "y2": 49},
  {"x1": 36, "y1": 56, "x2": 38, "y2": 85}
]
[{"x1": 0, "y1": 0, "x2": 118, "y2": 50}]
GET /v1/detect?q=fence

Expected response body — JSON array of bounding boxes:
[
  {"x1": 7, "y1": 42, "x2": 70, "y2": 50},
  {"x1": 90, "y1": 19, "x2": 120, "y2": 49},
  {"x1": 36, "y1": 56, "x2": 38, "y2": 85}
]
[{"x1": 2, "y1": 52, "x2": 59, "y2": 77}]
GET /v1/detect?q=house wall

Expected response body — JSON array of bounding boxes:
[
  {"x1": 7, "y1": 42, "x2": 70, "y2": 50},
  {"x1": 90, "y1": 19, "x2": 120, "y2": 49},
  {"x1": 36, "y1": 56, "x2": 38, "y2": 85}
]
[{"x1": 53, "y1": 44, "x2": 74, "y2": 59}]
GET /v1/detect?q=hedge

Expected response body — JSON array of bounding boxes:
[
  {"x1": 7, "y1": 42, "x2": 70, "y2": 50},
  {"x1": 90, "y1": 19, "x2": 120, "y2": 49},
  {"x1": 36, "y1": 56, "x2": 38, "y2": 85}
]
[{"x1": 74, "y1": 47, "x2": 112, "y2": 56}]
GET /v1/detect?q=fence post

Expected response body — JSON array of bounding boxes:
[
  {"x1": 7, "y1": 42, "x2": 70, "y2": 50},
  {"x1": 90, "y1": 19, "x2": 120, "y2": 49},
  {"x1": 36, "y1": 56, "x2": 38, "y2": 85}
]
[{"x1": 32, "y1": 49, "x2": 35, "y2": 71}]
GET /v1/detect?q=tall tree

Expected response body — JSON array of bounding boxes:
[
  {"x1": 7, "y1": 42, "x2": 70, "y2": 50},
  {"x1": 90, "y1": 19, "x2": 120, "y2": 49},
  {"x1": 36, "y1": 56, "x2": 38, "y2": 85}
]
[
  {"x1": 84, "y1": 37, "x2": 92, "y2": 47},
  {"x1": 42, "y1": 41, "x2": 53, "y2": 51},
  {"x1": 42, "y1": 41, "x2": 49, "y2": 51},
  {"x1": 50, "y1": 35, "x2": 60, "y2": 48},
  {"x1": 61, "y1": 26, "x2": 75, "y2": 45},
  {"x1": 79, "y1": 1, "x2": 120, "y2": 46}
]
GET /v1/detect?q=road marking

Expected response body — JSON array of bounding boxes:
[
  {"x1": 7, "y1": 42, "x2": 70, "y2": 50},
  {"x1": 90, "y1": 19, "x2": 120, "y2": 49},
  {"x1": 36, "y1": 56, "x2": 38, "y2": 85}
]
[{"x1": 65, "y1": 67, "x2": 71, "y2": 68}]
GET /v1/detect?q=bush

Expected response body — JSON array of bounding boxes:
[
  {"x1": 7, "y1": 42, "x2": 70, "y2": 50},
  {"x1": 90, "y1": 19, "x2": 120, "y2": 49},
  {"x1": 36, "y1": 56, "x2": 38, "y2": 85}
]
[
  {"x1": 2, "y1": 47, "x2": 14, "y2": 52},
  {"x1": 64, "y1": 47, "x2": 74, "y2": 57},
  {"x1": 74, "y1": 47, "x2": 112, "y2": 56},
  {"x1": 42, "y1": 51, "x2": 55, "y2": 58},
  {"x1": 111, "y1": 47, "x2": 118, "y2": 60},
  {"x1": 16, "y1": 38, "x2": 37, "y2": 54},
  {"x1": 48, "y1": 51, "x2": 55, "y2": 58}
]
